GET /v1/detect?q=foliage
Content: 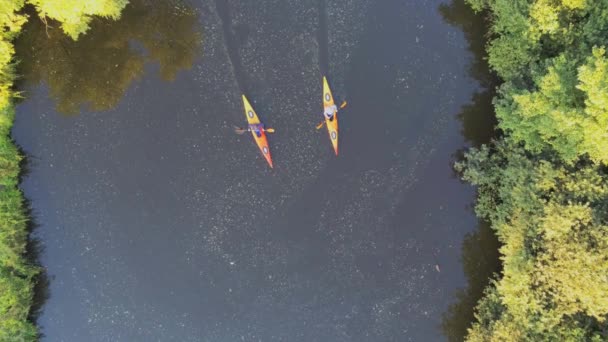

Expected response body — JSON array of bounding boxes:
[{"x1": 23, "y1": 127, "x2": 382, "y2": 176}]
[
  {"x1": 16, "y1": 0, "x2": 201, "y2": 114},
  {"x1": 496, "y1": 47, "x2": 608, "y2": 163},
  {"x1": 469, "y1": 0, "x2": 608, "y2": 163},
  {"x1": 28, "y1": 0, "x2": 128, "y2": 39},
  {"x1": 0, "y1": 3, "x2": 37, "y2": 340},
  {"x1": 0, "y1": 0, "x2": 130, "y2": 340},
  {"x1": 459, "y1": 0, "x2": 608, "y2": 340},
  {"x1": 457, "y1": 141, "x2": 608, "y2": 340}
]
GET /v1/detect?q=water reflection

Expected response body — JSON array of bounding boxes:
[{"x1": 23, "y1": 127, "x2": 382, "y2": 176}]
[
  {"x1": 18, "y1": 154, "x2": 51, "y2": 329},
  {"x1": 439, "y1": 1, "x2": 502, "y2": 340},
  {"x1": 439, "y1": 0, "x2": 499, "y2": 147},
  {"x1": 27, "y1": 234, "x2": 51, "y2": 329},
  {"x1": 441, "y1": 222, "x2": 500, "y2": 341},
  {"x1": 15, "y1": 0, "x2": 201, "y2": 114}
]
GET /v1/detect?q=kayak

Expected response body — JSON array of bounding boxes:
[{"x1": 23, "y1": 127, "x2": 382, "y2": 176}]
[
  {"x1": 323, "y1": 76, "x2": 339, "y2": 155},
  {"x1": 242, "y1": 95, "x2": 273, "y2": 168}
]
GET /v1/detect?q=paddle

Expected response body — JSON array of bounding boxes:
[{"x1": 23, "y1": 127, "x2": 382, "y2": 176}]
[
  {"x1": 315, "y1": 101, "x2": 347, "y2": 130},
  {"x1": 234, "y1": 126, "x2": 275, "y2": 134},
  {"x1": 234, "y1": 126, "x2": 248, "y2": 134}
]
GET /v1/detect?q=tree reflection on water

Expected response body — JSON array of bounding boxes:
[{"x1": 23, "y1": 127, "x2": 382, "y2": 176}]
[
  {"x1": 15, "y1": 0, "x2": 202, "y2": 114},
  {"x1": 439, "y1": 0, "x2": 499, "y2": 147},
  {"x1": 441, "y1": 221, "x2": 501, "y2": 342},
  {"x1": 439, "y1": 0, "x2": 502, "y2": 340}
]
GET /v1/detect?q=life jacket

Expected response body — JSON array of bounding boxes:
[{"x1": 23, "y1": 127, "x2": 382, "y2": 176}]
[
  {"x1": 324, "y1": 105, "x2": 337, "y2": 120},
  {"x1": 249, "y1": 124, "x2": 263, "y2": 137}
]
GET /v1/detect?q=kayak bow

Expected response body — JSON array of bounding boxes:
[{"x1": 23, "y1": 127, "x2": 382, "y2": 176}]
[
  {"x1": 323, "y1": 76, "x2": 339, "y2": 155},
  {"x1": 242, "y1": 95, "x2": 273, "y2": 168}
]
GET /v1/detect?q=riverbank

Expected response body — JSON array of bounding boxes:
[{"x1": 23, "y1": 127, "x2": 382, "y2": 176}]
[
  {"x1": 0, "y1": 2, "x2": 129, "y2": 340},
  {"x1": 0, "y1": 11, "x2": 39, "y2": 340},
  {"x1": 459, "y1": 0, "x2": 608, "y2": 340}
]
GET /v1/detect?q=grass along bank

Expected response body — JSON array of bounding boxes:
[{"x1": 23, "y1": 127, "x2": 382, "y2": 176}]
[
  {"x1": 0, "y1": 1, "x2": 128, "y2": 340},
  {"x1": 1, "y1": 6, "x2": 41, "y2": 339},
  {"x1": 457, "y1": 0, "x2": 608, "y2": 340}
]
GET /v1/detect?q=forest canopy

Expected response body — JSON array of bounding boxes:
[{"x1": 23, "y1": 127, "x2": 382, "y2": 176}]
[
  {"x1": 459, "y1": 0, "x2": 608, "y2": 340},
  {"x1": 26, "y1": 0, "x2": 128, "y2": 39}
]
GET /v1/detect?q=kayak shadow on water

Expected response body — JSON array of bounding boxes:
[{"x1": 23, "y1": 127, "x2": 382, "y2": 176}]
[
  {"x1": 14, "y1": 0, "x2": 202, "y2": 115},
  {"x1": 316, "y1": 0, "x2": 330, "y2": 76},
  {"x1": 214, "y1": 0, "x2": 250, "y2": 94},
  {"x1": 438, "y1": 0, "x2": 502, "y2": 341}
]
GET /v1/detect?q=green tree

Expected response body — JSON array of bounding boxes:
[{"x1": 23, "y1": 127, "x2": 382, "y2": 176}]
[
  {"x1": 0, "y1": 0, "x2": 27, "y2": 113},
  {"x1": 456, "y1": 139, "x2": 608, "y2": 340},
  {"x1": 467, "y1": 0, "x2": 608, "y2": 162},
  {"x1": 495, "y1": 48, "x2": 608, "y2": 163},
  {"x1": 28, "y1": 0, "x2": 128, "y2": 39},
  {"x1": 576, "y1": 47, "x2": 608, "y2": 163},
  {"x1": 456, "y1": 0, "x2": 608, "y2": 340}
]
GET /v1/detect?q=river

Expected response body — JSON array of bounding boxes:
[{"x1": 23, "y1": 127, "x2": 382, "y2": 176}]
[{"x1": 13, "y1": 0, "x2": 498, "y2": 341}]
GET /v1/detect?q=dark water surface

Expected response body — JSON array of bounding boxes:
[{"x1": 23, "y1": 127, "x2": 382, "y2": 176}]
[{"x1": 13, "y1": 0, "x2": 498, "y2": 340}]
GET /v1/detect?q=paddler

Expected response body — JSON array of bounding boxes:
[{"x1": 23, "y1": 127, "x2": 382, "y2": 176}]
[
  {"x1": 234, "y1": 123, "x2": 274, "y2": 136},
  {"x1": 248, "y1": 123, "x2": 265, "y2": 137},
  {"x1": 324, "y1": 103, "x2": 338, "y2": 121}
]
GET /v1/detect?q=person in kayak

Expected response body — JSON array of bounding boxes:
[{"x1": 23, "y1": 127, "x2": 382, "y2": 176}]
[
  {"x1": 249, "y1": 123, "x2": 265, "y2": 137},
  {"x1": 324, "y1": 104, "x2": 338, "y2": 121}
]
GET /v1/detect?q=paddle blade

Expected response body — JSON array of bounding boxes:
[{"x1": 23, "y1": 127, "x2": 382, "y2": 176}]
[
  {"x1": 340, "y1": 100, "x2": 348, "y2": 109},
  {"x1": 316, "y1": 121, "x2": 325, "y2": 130},
  {"x1": 265, "y1": 128, "x2": 275, "y2": 133},
  {"x1": 234, "y1": 126, "x2": 247, "y2": 135}
]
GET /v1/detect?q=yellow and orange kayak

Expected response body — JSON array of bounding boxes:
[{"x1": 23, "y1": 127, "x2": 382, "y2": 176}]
[
  {"x1": 242, "y1": 95, "x2": 273, "y2": 168},
  {"x1": 323, "y1": 76, "x2": 339, "y2": 155}
]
